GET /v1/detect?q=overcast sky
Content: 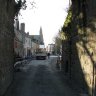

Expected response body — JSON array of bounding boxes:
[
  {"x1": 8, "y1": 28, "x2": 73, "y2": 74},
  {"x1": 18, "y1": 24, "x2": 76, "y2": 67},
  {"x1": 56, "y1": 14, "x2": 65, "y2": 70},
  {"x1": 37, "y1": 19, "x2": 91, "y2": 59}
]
[{"x1": 19, "y1": 0, "x2": 69, "y2": 46}]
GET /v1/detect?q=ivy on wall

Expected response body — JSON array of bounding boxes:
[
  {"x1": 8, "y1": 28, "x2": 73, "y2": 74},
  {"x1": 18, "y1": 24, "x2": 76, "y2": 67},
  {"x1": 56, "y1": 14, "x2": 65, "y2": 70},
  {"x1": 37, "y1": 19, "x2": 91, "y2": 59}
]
[{"x1": 60, "y1": 7, "x2": 72, "y2": 41}]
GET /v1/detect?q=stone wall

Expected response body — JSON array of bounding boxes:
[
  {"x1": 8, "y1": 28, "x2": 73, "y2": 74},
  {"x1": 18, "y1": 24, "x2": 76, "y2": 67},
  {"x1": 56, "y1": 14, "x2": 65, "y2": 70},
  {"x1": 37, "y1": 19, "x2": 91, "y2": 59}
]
[
  {"x1": 0, "y1": 0, "x2": 15, "y2": 95},
  {"x1": 71, "y1": 0, "x2": 96, "y2": 95},
  {"x1": 62, "y1": 0, "x2": 96, "y2": 95}
]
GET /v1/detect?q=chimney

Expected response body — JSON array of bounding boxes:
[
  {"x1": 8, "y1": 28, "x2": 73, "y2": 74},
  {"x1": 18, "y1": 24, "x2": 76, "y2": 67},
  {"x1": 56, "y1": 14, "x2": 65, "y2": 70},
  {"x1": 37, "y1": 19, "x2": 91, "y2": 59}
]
[
  {"x1": 27, "y1": 32, "x2": 29, "y2": 35},
  {"x1": 14, "y1": 20, "x2": 19, "y2": 30},
  {"x1": 16, "y1": 20, "x2": 19, "y2": 30},
  {"x1": 20, "y1": 23, "x2": 25, "y2": 32}
]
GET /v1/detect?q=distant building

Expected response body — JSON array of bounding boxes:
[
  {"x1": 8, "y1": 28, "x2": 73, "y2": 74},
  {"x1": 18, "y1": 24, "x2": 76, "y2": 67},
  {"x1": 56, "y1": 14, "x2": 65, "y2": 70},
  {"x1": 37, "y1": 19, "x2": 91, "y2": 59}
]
[
  {"x1": 23, "y1": 32, "x2": 32, "y2": 57},
  {"x1": 46, "y1": 44, "x2": 55, "y2": 54},
  {"x1": 31, "y1": 27, "x2": 44, "y2": 45},
  {"x1": 14, "y1": 24, "x2": 45, "y2": 57},
  {"x1": 14, "y1": 21, "x2": 24, "y2": 58},
  {"x1": 30, "y1": 40, "x2": 39, "y2": 55},
  {"x1": 30, "y1": 35, "x2": 40, "y2": 54},
  {"x1": 30, "y1": 27, "x2": 45, "y2": 54},
  {"x1": 14, "y1": 22, "x2": 32, "y2": 58}
]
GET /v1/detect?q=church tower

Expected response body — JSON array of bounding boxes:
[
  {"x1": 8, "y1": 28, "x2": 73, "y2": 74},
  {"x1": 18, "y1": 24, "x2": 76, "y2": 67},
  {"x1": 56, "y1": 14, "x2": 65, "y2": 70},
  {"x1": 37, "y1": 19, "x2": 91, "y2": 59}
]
[{"x1": 39, "y1": 27, "x2": 44, "y2": 45}]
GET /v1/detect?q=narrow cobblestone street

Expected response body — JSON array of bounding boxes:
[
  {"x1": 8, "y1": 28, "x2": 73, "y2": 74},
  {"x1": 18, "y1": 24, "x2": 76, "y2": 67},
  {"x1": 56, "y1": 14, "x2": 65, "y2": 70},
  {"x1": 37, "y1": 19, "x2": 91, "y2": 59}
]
[{"x1": 4, "y1": 56, "x2": 78, "y2": 96}]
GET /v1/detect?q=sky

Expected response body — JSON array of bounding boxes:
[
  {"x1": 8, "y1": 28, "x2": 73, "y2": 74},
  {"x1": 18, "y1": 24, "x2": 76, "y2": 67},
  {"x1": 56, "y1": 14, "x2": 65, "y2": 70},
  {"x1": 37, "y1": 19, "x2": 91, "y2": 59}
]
[{"x1": 19, "y1": 0, "x2": 69, "y2": 47}]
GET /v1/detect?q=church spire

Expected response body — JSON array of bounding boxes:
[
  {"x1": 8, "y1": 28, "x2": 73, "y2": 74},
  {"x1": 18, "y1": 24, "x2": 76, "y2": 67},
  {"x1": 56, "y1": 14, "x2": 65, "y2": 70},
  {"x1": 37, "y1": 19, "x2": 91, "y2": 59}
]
[
  {"x1": 39, "y1": 26, "x2": 44, "y2": 45},
  {"x1": 40, "y1": 26, "x2": 42, "y2": 36}
]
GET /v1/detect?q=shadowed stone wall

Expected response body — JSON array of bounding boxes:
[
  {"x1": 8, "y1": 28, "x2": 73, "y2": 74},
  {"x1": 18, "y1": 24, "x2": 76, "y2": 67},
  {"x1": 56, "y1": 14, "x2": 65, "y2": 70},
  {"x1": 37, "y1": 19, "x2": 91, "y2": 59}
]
[
  {"x1": 0, "y1": 0, "x2": 15, "y2": 95},
  {"x1": 71, "y1": 0, "x2": 96, "y2": 95},
  {"x1": 62, "y1": 0, "x2": 96, "y2": 95}
]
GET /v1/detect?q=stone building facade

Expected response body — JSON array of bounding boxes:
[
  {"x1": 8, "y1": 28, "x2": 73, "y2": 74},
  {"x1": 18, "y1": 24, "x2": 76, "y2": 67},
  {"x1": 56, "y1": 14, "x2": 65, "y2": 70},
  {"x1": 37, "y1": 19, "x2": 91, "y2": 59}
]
[
  {"x1": 14, "y1": 28, "x2": 24, "y2": 58},
  {"x1": 23, "y1": 32, "x2": 32, "y2": 58}
]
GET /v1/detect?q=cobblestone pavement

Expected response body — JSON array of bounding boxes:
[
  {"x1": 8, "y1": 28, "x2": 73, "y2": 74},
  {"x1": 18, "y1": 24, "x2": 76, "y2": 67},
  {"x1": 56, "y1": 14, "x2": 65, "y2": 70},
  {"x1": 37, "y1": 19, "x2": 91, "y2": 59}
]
[{"x1": 4, "y1": 56, "x2": 79, "y2": 96}]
